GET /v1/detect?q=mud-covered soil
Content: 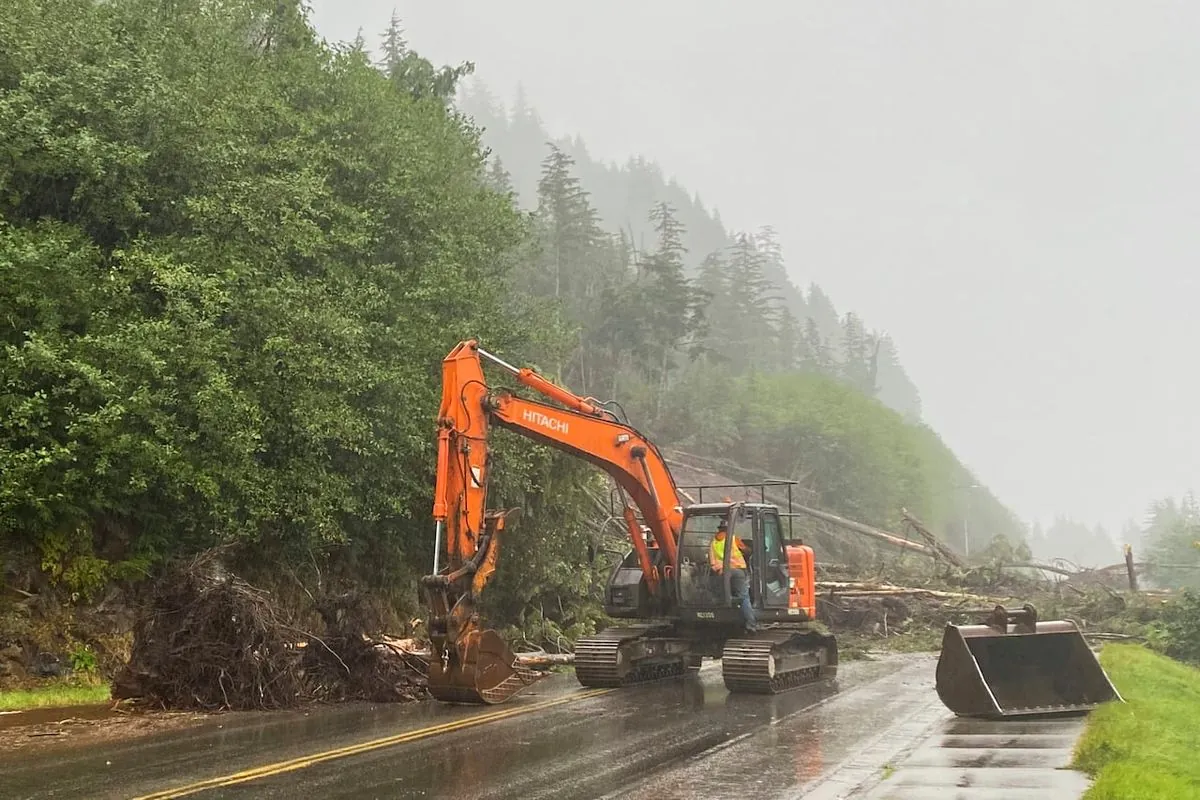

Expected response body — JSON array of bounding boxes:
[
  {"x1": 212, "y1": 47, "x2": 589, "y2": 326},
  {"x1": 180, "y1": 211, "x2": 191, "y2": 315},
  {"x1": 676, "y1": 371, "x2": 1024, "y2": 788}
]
[{"x1": 0, "y1": 704, "x2": 216, "y2": 754}]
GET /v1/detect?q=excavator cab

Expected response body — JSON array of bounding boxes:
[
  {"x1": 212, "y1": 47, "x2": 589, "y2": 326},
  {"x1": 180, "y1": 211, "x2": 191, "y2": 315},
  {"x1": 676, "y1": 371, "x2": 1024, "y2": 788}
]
[
  {"x1": 676, "y1": 507, "x2": 740, "y2": 611},
  {"x1": 675, "y1": 503, "x2": 816, "y2": 624}
]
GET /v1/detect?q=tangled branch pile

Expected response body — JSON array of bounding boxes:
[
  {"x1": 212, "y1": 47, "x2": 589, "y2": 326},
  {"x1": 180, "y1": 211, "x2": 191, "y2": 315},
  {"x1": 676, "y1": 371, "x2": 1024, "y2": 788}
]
[{"x1": 112, "y1": 552, "x2": 427, "y2": 710}]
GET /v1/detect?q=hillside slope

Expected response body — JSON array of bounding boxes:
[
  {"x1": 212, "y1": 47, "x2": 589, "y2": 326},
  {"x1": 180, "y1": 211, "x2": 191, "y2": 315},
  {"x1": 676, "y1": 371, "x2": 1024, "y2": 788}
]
[{"x1": 458, "y1": 79, "x2": 922, "y2": 422}]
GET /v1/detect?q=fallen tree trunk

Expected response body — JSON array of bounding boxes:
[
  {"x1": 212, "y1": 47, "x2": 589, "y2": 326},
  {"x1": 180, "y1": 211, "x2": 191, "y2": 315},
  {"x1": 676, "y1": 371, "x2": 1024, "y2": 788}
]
[
  {"x1": 818, "y1": 581, "x2": 998, "y2": 602},
  {"x1": 663, "y1": 451, "x2": 938, "y2": 561},
  {"x1": 824, "y1": 590, "x2": 978, "y2": 600},
  {"x1": 789, "y1": 505, "x2": 936, "y2": 557},
  {"x1": 998, "y1": 561, "x2": 1081, "y2": 577},
  {"x1": 513, "y1": 653, "x2": 575, "y2": 669},
  {"x1": 372, "y1": 638, "x2": 575, "y2": 671}
]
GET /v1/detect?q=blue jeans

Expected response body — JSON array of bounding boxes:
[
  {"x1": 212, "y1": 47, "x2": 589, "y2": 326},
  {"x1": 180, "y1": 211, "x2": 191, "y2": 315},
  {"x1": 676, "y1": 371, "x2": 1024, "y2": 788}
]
[{"x1": 729, "y1": 568, "x2": 757, "y2": 628}]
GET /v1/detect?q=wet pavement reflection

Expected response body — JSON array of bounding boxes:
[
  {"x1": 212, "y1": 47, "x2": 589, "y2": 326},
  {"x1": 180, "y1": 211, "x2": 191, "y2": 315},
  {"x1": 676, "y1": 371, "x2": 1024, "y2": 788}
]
[
  {"x1": 0, "y1": 653, "x2": 938, "y2": 800},
  {"x1": 857, "y1": 715, "x2": 1091, "y2": 799}
]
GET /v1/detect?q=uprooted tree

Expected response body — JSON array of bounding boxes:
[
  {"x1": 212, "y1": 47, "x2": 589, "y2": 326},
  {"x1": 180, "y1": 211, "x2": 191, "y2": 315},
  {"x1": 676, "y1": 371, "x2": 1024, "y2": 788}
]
[{"x1": 113, "y1": 550, "x2": 428, "y2": 710}]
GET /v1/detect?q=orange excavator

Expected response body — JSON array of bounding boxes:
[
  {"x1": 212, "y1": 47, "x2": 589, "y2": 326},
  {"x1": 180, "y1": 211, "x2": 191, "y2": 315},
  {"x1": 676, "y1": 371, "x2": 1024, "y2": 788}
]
[{"x1": 420, "y1": 339, "x2": 839, "y2": 704}]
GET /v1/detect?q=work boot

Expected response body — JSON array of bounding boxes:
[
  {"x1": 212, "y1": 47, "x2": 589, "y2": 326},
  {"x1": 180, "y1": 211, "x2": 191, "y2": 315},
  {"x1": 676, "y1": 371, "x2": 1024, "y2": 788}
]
[{"x1": 744, "y1": 622, "x2": 759, "y2": 634}]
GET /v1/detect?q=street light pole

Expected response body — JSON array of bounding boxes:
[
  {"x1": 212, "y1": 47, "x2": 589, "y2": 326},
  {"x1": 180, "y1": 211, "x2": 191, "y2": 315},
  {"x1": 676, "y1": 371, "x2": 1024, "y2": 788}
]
[
  {"x1": 964, "y1": 492, "x2": 971, "y2": 558},
  {"x1": 956, "y1": 483, "x2": 980, "y2": 558}
]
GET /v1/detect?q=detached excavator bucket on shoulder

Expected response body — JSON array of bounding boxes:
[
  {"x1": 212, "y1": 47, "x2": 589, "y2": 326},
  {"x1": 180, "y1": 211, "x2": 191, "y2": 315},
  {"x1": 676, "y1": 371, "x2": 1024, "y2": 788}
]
[{"x1": 936, "y1": 604, "x2": 1122, "y2": 718}]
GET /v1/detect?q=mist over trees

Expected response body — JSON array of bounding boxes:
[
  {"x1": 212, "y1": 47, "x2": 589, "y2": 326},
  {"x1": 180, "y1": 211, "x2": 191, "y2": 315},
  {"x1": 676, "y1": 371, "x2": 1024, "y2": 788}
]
[
  {"x1": 458, "y1": 79, "x2": 1024, "y2": 552},
  {"x1": 1, "y1": 2, "x2": 1027, "y2": 638},
  {"x1": 1027, "y1": 519, "x2": 1121, "y2": 569},
  {"x1": 458, "y1": 80, "x2": 924, "y2": 423},
  {"x1": 1136, "y1": 495, "x2": 1200, "y2": 589},
  {"x1": 1018, "y1": 494, "x2": 1200, "y2": 581}
]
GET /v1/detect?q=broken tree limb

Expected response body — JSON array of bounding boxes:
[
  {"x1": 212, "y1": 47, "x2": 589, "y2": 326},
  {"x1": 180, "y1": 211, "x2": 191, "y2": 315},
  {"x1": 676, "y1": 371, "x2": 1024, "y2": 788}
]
[
  {"x1": 900, "y1": 508, "x2": 965, "y2": 568},
  {"x1": 1124, "y1": 544, "x2": 1138, "y2": 592}
]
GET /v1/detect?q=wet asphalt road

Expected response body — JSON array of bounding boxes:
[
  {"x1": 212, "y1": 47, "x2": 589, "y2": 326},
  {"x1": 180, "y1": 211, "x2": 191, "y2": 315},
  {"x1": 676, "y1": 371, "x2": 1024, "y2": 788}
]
[{"x1": 0, "y1": 653, "x2": 941, "y2": 800}]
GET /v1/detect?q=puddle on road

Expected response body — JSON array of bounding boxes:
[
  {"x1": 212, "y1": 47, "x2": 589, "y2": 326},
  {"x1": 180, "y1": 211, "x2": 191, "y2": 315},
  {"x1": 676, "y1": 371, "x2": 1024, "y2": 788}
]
[{"x1": 0, "y1": 702, "x2": 120, "y2": 731}]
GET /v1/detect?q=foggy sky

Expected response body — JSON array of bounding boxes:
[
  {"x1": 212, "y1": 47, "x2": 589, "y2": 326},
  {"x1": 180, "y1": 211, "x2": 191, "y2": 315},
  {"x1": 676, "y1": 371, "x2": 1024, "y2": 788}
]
[{"x1": 309, "y1": 1, "x2": 1199, "y2": 535}]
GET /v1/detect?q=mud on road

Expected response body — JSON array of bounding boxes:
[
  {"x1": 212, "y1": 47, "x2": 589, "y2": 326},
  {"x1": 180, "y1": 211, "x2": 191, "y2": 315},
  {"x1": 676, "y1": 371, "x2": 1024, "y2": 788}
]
[{"x1": 1, "y1": 653, "x2": 946, "y2": 800}]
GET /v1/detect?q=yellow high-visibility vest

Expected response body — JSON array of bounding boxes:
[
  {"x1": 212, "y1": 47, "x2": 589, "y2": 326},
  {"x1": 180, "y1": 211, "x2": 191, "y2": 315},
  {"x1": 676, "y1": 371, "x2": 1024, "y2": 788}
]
[{"x1": 710, "y1": 534, "x2": 747, "y2": 570}]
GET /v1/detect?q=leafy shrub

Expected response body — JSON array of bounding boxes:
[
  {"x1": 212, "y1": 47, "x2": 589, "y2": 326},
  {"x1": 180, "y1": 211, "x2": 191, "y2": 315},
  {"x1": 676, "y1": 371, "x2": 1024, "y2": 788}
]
[
  {"x1": 69, "y1": 643, "x2": 98, "y2": 675},
  {"x1": 1151, "y1": 591, "x2": 1200, "y2": 665}
]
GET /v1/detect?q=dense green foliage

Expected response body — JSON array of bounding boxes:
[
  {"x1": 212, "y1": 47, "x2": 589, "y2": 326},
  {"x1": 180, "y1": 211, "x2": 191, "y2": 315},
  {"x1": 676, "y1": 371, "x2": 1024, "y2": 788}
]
[
  {"x1": 0, "y1": 0, "x2": 577, "y2": 602},
  {"x1": 1150, "y1": 591, "x2": 1200, "y2": 665},
  {"x1": 462, "y1": 84, "x2": 923, "y2": 419},
  {"x1": 1, "y1": 1, "x2": 1025, "y2": 640},
  {"x1": 1074, "y1": 644, "x2": 1200, "y2": 800}
]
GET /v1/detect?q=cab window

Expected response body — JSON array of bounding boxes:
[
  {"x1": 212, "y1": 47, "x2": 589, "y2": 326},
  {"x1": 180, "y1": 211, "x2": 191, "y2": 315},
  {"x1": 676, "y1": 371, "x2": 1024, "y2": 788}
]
[{"x1": 762, "y1": 513, "x2": 784, "y2": 564}]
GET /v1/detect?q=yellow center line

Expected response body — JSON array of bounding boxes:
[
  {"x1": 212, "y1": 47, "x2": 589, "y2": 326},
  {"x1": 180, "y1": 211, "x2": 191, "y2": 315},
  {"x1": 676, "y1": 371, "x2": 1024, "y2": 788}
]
[{"x1": 131, "y1": 688, "x2": 612, "y2": 799}]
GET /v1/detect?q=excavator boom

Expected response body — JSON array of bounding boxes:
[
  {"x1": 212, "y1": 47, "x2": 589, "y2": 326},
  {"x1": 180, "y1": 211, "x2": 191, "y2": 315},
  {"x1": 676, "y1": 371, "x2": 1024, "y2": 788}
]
[{"x1": 422, "y1": 340, "x2": 686, "y2": 703}]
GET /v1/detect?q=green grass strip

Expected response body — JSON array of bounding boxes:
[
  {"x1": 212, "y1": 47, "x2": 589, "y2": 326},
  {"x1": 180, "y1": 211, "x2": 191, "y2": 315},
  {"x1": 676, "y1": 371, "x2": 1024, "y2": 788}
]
[
  {"x1": 0, "y1": 682, "x2": 111, "y2": 712},
  {"x1": 1075, "y1": 643, "x2": 1200, "y2": 799}
]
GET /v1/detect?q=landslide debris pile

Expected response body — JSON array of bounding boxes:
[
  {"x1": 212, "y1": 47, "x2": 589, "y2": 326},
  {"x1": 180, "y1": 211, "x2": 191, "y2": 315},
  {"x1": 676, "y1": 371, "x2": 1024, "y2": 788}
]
[
  {"x1": 112, "y1": 551, "x2": 428, "y2": 710},
  {"x1": 814, "y1": 567, "x2": 1164, "y2": 652}
]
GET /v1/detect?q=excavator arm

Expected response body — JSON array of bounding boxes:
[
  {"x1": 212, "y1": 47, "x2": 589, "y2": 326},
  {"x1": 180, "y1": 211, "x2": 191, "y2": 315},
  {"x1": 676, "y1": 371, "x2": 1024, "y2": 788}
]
[{"x1": 422, "y1": 339, "x2": 684, "y2": 703}]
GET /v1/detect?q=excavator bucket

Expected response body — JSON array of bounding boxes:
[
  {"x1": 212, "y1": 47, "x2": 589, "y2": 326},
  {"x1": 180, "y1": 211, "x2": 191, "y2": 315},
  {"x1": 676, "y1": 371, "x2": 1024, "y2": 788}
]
[
  {"x1": 427, "y1": 628, "x2": 544, "y2": 705},
  {"x1": 936, "y1": 604, "x2": 1122, "y2": 718}
]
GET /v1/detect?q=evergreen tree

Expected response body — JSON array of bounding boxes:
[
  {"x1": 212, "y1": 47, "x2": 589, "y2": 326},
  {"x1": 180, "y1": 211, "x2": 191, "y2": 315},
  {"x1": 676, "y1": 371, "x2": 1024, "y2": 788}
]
[
  {"x1": 637, "y1": 203, "x2": 707, "y2": 394},
  {"x1": 534, "y1": 144, "x2": 604, "y2": 301},
  {"x1": 773, "y1": 307, "x2": 806, "y2": 372},
  {"x1": 721, "y1": 233, "x2": 780, "y2": 373},
  {"x1": 486, "y1": 156, "x2": 515, "y2": 197},
  {"x1": 874, "y1": 336, "x2": 922, "y2": 420},
  {"x1": 839, "y1": 312, "x2": 877, "y2": 396},
  {"x1": 1142, "y1": 495, "x2": 1200, "y2": 588},
  {"x1": 800, "y1": 318, "x2": 836, "y2": 375},
  {"x1": 379, "y1": 13, "x2": 473, "y2": 103},
  {"x1": 530, "y1": 144, "x2": 624, "y2": 391},
  {"x1": 805, "y1": 284, "x2": 842, "y2": 346}
]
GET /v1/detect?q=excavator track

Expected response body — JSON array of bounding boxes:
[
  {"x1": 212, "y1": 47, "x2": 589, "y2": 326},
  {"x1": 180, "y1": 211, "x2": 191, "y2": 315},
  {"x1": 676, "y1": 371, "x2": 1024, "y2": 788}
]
[
  {"x1": 721, "y1": 628, "x2": 838, "y2": 694},
  {"x1": 575, "y1": 626, "x2": 689, "y2": 688}
]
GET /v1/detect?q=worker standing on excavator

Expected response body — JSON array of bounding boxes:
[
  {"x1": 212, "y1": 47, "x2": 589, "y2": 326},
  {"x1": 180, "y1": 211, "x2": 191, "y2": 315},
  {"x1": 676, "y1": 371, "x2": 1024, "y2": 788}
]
[{"x1": 710, "y1": 519, "x2": 757, "y2": 632}]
